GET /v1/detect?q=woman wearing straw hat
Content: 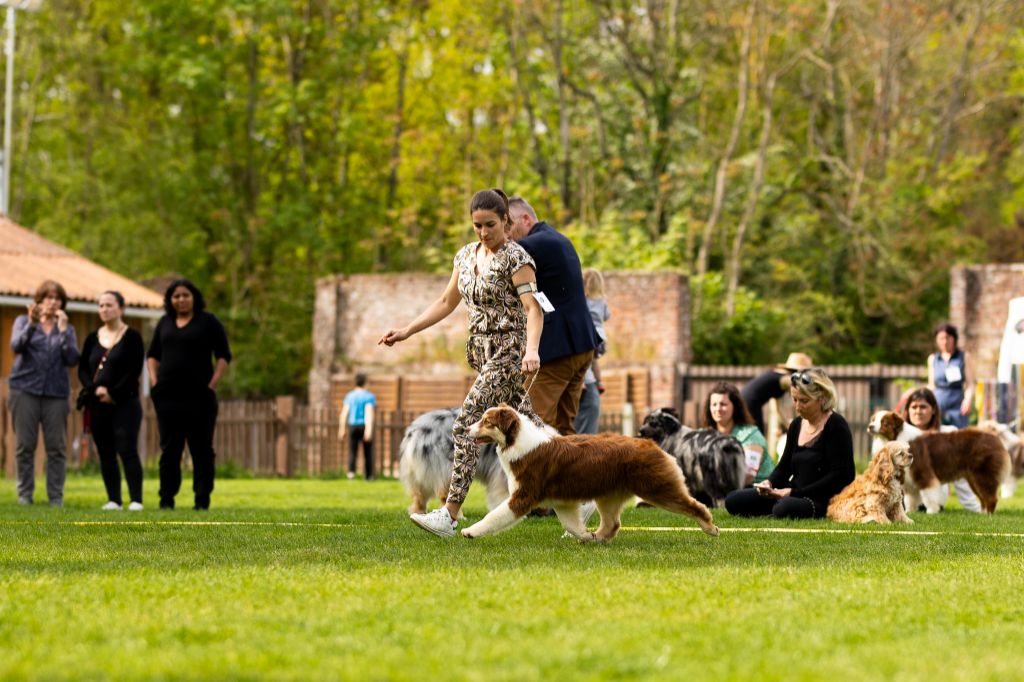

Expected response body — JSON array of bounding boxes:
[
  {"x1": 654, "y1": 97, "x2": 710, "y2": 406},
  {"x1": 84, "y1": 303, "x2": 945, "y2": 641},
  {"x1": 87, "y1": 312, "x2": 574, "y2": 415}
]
[{"x1": 740, "y1": 352, "x2": 814, "y2": 436}]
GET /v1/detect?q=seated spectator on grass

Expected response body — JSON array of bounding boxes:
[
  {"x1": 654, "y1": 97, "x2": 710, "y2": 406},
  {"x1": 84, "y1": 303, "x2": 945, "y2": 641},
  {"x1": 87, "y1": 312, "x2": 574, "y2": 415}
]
[
  {"x1": 702, "y1": 381, "x2": 773, "y2": 485},
  {"x1": 900, "y1": 386, "x2": 981, "y2": 513},
  {"x1": 725, "y1": 367, "x2": 854, "y2": 519}
]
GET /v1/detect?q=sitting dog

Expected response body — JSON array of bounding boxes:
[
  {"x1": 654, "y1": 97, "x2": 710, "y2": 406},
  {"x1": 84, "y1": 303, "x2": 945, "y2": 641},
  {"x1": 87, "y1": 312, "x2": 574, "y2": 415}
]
[
  {"x1": 976, "y1": 420, "x2": 1024, "y2": 498},
  {"x1": 398, "y1": 407, "x2": 508, "y2": 516},
  {"x1": 867, "y1": 410, "x2": 1010, "y2": 513},
  {"x1": 827, "y1": 442, "x2": 914, "y2": 524},
  {"x1": 461, "y1": 404, "x2": 720, "y2": 542},
  {"x1": 638, "y1": 407, "x2": 746, "y2": 508}
]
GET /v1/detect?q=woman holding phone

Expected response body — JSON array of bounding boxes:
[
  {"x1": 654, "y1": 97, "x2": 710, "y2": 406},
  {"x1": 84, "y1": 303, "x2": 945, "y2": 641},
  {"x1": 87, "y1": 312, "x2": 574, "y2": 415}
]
[{"x1": 725, "y1": 367, "x2": 854, "y2": 519}]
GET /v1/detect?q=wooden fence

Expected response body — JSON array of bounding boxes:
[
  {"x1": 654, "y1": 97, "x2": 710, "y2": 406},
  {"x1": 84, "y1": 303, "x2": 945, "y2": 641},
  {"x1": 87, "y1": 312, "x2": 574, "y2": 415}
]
[
  {"x1": 4, "y1": 364, "x2": 1019, "y2": 479},
  {"x1": 680, "y1": 364, "x2": 928, "y2": 462}
]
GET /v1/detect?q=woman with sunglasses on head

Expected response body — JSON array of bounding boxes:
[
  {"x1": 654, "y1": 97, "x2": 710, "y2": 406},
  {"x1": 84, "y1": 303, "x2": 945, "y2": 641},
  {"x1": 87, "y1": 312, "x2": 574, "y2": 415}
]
[
  {"x1": 899, "y1": 387, "x2": 981, "y2": 513},
  {"x1": 79, "y1": 291, "x2": 145, "y2": 510},
  {"x1": 725, "y1": 368, "x2": 854, "y2": 519}
]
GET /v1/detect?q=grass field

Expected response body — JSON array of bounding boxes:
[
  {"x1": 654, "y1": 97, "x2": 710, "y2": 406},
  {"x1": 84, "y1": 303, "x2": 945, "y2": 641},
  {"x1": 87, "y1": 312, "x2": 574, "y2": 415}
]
[{"x1": 2, "y1": 474, "x2": 1024, "y2": 681}]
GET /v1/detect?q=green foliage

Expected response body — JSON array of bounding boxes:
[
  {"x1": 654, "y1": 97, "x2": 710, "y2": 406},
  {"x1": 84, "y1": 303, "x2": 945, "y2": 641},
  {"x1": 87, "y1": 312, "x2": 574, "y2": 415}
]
[
  {"x1": 4, "y1": 1, "x2": 1022, "y2": 395},
  {"x1": 2, "y1": 477, "x2": 1024, "y2": 679}
]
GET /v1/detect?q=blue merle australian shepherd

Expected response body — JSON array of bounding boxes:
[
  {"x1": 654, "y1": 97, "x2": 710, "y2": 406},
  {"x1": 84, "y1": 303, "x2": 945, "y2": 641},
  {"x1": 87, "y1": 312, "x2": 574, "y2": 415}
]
[
  {"x1": 398, "y1": 407, "x2": 509, "y2": 517},
  {"x1": 638, "y1": 407, "x2": 746, "y2": 508}
]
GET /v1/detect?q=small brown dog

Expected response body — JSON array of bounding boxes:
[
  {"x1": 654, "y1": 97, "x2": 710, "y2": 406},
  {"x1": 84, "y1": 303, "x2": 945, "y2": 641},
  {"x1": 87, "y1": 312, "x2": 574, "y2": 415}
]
[{"x1": 828, "y1": 442, "x2": 914, "y2": 524}]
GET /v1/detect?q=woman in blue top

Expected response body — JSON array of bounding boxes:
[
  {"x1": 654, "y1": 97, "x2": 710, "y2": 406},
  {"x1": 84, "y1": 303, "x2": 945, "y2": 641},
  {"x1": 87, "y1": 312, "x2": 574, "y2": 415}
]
[
  {"x1": 8, "y1": 280, "x2": 80, "y2": 507},
  {"x1": 702, "y1": 381, "x2": 773, "y2": 485},
  {"x1": 927, "y1": 323, "x2": 973, "y2": 428}
]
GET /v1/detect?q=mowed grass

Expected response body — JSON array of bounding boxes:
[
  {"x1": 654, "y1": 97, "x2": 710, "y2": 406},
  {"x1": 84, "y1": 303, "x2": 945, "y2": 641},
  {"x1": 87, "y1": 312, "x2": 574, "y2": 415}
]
[{"x1": 2, "y1": 475, "x2": 1024, "y2": 681}]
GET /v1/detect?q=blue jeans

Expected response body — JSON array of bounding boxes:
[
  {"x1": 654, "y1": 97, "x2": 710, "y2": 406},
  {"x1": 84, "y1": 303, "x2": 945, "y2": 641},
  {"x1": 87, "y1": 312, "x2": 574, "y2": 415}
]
[{"x1": 573, "y1": 382, "x2": 601, "y2": 435}]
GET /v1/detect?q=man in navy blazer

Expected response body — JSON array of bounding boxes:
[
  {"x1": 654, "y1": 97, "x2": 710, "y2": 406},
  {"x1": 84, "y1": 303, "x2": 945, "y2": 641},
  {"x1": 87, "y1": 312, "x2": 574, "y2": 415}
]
[{"x1": 508, "y1": 196, "x2": 598, "y2": 434}]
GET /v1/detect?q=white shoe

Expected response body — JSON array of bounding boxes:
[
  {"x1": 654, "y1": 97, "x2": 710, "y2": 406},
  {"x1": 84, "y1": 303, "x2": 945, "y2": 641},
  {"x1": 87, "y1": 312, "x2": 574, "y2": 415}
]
[
  {"x1": 127, "y1": 502, "x2": 144, "y2": 511},
  {"x1": 410, "y1": 507, "x2": 457, "y2": 538},
  {"x1": 101, "y1": 501, "x2": 123, "y2": 511},
  {"x1": 580, "y1": 500, "x2": 597, "y2": 525}
]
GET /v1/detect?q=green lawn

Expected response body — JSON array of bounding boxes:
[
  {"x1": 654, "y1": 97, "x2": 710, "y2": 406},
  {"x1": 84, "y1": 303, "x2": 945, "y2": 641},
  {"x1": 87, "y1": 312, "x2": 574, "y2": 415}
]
[{"x1": 2, "y1": 474, "x2": 1023, "y2": 681}]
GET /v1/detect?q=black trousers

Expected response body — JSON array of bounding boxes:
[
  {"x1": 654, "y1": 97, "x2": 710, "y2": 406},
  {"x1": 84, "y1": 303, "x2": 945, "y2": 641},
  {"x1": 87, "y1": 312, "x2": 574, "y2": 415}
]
[
  {"x1": 154, "y1": 389, "x2": 218, "y2": 509},
  {"x1": 90, "y1": 399, "x2": 143, "y2": 505},
  {"x1": 724, "y1": 487, "x2": 823, "y2": 519},
  {"x1": 348, "y1": 425, "x2": 374, "y2": 479}
]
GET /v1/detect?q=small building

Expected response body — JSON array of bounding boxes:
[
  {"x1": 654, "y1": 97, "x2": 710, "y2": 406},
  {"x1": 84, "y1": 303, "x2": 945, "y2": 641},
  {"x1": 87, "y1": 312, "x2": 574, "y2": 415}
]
[{"x1": 0, "y1": 216, "x2": 164, "y2": 476}]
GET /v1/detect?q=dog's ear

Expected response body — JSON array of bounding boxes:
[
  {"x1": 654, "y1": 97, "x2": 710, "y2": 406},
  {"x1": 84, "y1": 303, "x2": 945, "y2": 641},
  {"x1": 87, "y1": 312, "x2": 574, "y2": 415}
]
[
  {"x1": 875, "y1": 446, "x2": 895, "y2": 484},
  {"x1": 881, "y1": 411, "x2": 902, "y2": 437},
  {"x1": 495, "y1": 406, "x2": 518, "y2": 434},
  {"x1": 662, "y1": 407, "x2": 681, "y2": 420}
]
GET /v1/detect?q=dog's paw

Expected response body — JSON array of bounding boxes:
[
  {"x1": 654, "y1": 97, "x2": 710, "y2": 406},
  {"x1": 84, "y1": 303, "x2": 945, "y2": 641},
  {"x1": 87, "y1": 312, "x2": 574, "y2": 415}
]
[
  {"x1": 461, "y1": 527, "x2": 477, "y2": 539},
  {"x1": 702, "y1": 524, "x2": 720, "y2": 537},
  {"x1": 577, "y1": 532, "x2": 600, "y2": 544}
]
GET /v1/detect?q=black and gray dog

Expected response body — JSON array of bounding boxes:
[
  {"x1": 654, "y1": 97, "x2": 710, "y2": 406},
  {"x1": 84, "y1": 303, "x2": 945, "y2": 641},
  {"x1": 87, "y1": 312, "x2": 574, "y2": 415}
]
[
  {"x1": 398, "y1": 407, "x2": 509, "y2": 517},
  {"x1": 638, "y1": 407, "x2": 746, "y2": 508}
]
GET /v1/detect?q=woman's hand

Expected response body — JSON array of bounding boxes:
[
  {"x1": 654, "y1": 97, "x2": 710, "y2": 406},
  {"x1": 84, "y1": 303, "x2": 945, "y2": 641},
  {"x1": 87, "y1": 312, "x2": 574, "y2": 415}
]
[
  {"x1": 960, "y1": 396, "x2": 972, "y2": 416},
  {"x1": 95, "y1": 386, "x2": 114, "y2": 404},
  {"x1": 27, "y1": 303, "x2": 40, "y2": 324},
  {"x1": 378, "y1": 328, "x2": 411, "y2": 346},
  {"x1": 56, "y1": 310, "x2": 69, "y2": 333},
  {"x1": 766, "y1": 487, "x2": 792, "y2": 499},
  {"x1": 522, "y1": 349, "x2": 540, "y2": 374}
]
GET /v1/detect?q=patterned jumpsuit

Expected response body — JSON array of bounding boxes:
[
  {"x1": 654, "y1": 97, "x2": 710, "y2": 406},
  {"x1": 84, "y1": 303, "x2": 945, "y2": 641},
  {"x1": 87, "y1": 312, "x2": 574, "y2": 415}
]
[{"x1": 446, "y1": 239, "x2": 543, "y2": 505}]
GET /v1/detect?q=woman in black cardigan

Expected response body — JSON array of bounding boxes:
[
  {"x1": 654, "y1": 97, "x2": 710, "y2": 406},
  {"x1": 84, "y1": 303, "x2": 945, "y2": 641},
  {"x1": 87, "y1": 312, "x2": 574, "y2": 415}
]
[
  {"x1": 79, "y1": 291, "x2": 145, "y2": 510},
  {"x1": 725, "y1": 367, "x2": 854, "y2": 519}
]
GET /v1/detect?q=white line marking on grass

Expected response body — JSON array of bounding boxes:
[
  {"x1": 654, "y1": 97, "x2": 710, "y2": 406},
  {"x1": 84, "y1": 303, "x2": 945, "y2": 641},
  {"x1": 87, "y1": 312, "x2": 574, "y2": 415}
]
[
  {"x1": 0, "y1": 520, "x2": 1022, "y2": 538},
  {"x1": 622, "y1": 526, "x2": 1024, "y2": 538}
]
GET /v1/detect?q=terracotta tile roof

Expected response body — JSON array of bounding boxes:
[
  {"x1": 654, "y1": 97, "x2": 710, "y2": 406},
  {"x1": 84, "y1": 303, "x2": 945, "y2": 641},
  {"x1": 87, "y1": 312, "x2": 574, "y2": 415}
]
[{"x1": 0, "y1": 216, "x2": 163, "y2": 309}]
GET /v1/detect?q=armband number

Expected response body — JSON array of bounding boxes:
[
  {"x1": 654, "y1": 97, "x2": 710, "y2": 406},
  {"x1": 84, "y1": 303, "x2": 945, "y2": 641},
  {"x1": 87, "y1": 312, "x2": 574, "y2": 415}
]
[{"x1": 515, "y1": 282, "x2": 538, "y2": 296}]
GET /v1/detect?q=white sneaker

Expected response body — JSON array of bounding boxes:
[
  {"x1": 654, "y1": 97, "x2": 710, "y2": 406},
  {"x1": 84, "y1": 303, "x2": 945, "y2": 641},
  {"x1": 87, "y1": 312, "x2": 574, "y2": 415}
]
[
  {"x1": 101, "y1": 501, "x2": 123, "y2": 511},
  {"x1": 410, "y1": 507, "x2": 457, "y2": 538},
  {"x1": 580, "y1": 500, "x2": 597, "y2": 525},
  {"x1": 127, "y1": 502, "x2": 144, "y2": 511}
]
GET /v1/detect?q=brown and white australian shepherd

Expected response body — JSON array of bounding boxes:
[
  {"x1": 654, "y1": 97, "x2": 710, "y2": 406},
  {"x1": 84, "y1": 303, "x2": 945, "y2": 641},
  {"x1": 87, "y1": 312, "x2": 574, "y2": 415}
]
[
  {"x1": 976, "y1": 420, "x2": 1024, "y2": 499},
  {"x1": 461, "y1": 404, "x2": 720, "y2": 543},
  {"x1": 867, "y1": 410, "x2": 1010, "y2": 514},
  {"x1": 827, "y1": 442, "x2": 914, "y2": 524}
]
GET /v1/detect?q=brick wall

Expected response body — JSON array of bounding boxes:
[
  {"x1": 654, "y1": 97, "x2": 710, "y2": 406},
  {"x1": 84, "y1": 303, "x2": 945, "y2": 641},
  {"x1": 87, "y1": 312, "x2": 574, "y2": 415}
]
[
  {"x1": 950, "y1": 263, "x2": 1024, "y2": 380},
  {"x1": 309, "y1": 271, "x2": 690, "y2": 411}
]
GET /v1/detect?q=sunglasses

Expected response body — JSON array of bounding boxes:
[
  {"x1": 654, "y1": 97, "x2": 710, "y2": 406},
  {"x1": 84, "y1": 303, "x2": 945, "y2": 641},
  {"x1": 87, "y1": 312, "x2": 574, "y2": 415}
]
[{"x1": 791, "y1": 371, "x2": 816, "y2": 386}]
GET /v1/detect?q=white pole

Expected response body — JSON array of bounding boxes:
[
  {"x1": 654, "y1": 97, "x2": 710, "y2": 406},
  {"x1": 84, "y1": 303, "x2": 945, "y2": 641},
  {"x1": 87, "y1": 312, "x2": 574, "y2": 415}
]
[{"x1": 2, "y1": 4, "x2": 14, "y2": 216}]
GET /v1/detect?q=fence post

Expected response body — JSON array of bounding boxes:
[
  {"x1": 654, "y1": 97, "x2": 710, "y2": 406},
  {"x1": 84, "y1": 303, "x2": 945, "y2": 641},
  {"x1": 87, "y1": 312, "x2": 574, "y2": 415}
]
[
  {"x1": 621, "y1": 402, "x2": 635, "y2": 437},
  {"x1": 275, "y1": 396, "x2": 294, "y2": 477}
]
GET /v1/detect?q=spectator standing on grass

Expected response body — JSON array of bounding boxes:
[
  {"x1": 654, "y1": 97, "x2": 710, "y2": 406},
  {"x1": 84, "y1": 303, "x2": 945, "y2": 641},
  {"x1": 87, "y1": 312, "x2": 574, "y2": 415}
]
[
  {"x1": 147, "y1": 279, "x2": 231, "y2": 511},
  {"x1": 8, "y1": 280, "x2": 80, "y2": 507},
  {"x1": 78, "y1": 291, "x2": 145, "y2": 511},
  {"x1": 506, "y1": 196, "x2": 598, "y2": 435},
  {"x1": 927, "y1": 322, "x2": 973, "y2": 429},
  {"x1": 702, "y1": 381, "x2": 773, "y2": 485},
  {"x1": 380, "y1": 188, "x2": 548, "y2": 538},
  {"x1": 741, "y1": 352, "x2": 814, "y2": 436},
  {"x1": 339, "y1": 373, "x2": 376, "y2": 480},
  {"x1": 574, "y1": 268, "x2": 610, "y2": 435},
  {"x1": 725, "y1": 367, "x2": 854, "y2": 519}
]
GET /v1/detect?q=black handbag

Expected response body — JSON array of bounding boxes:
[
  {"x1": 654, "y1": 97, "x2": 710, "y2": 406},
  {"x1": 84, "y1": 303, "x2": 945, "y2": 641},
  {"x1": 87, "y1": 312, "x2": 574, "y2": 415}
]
[{"x1": 76, "y1": 345, "x2": 110, "y2": 411}]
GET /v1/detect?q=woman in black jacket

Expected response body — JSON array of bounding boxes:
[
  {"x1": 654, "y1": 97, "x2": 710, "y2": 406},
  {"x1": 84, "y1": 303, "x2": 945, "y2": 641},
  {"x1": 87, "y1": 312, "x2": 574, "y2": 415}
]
[
  {"x1": 147, "y1": 279, "x2": 231, "y2": 511},
  {"x1": 79, "y1": 291, "x2": 145, "y2": 510},
  {"x1": 725, "y1": 367, "x2": 855, "y2": 519}
]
